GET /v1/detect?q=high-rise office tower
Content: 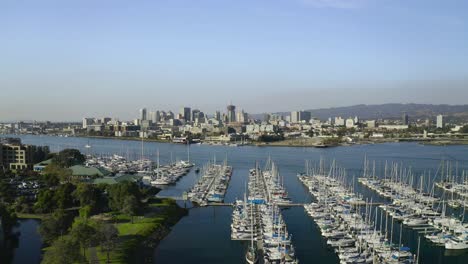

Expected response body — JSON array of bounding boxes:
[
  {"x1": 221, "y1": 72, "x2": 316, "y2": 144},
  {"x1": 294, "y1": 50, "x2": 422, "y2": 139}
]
[
  {"x1": 214, "y1": 111, "x2": 221, "y2": 121},
  {"x1": 436, "y1": 114, "x2": 444, "y2": 128},
  {"x1": 180, "y1": 107, "x2": 191, "y2": 121},
  {"x1": 402, "y1": 113, "x2": 409, "y2": 125},
  {"x1": 139, "y1": 108, "x2": 147, "y2": 121},
  {"x1": 227, "y1": 104, "x2": 236, "y2": 123}
]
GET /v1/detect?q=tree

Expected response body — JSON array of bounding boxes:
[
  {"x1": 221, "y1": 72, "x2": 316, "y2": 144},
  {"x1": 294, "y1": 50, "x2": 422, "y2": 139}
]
[
  {"x1": 107, "y1": 181, "x2": 141, "y2": 212},
  {"x1": 461, "y1": 125, "x2": 468, "y2": 134},
  {"x1": 42, "y1": 164, "x2": 72, "y2": 185},
  {"x1": 73, "y1": 183, "x2": 98, "y2": 209},
  {"x1": 34, "y1": 189, "x2": 55, "y2": 213},
  {"x1": 14, "y1": 196, "x2": 31, "y2": 213},
  {"x1": 38, "y1": 209, "x2": 72, "y2": 244},
  {"x1": 52, "y1": 149, "x2": 85, "y2": 168},
  {"x1": 70, "y1": 220, "x2": 97, "y2": 258},
  {"x1": 79, "y1": 205, "x2": 92, "y2": 219},
  {"x1": 97, "y1": 223, "x2": 119, "y2": 263},
  {"x1": 0, "y1": 180, "x2": 14, "y2": 204},
  {"x1": 41, "y1": 236, "x2": 81, "y2": 264},
  {"x1": 122, "y1": 196, "x2": 139, "y2": 224},
  {"x1": 0, "y1": 203, "x2": 17, "y2": 239},
  {"x1": 54, "y1": 183, "x2": 76, "y2": 209}
]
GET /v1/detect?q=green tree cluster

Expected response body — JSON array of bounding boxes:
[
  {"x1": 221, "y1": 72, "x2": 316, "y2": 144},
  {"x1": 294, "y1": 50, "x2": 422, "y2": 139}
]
[
  {"x1": 34, "y1": 183, "x2": 76, "y2": 213},
  {"x1": 0, "y1": 203, "x2": 17, "y2": 239},
  {"x1": 107, "y1": 181, "x2": 142, "y2": 212},
  {"x1": 460, "y1": 125, "x2": 468, "y2": 133},
  {"x1": 38, "y1": 209, "x2": 73, "y2": 244},
  {"x1": 41, "y1": 164, "x2": 72, "y2": 186},
  {"x1": 52, "y1": 149, "x2": 85, "y2": 168},
  {"x1": 41, "y1": 236, "x2": 82, "y2": 264}
]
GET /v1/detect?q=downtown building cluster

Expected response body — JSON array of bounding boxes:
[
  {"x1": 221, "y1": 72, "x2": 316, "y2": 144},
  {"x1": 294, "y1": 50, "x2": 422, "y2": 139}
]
[{"x1": 1, "y1": 106, "x2": 466, "y2": 145}]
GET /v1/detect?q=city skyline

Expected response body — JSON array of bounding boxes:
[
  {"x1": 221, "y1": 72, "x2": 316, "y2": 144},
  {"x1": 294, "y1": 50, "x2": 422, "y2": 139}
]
[{"x1": 2, "y1": 0, "x2": 468, "y2": 121}]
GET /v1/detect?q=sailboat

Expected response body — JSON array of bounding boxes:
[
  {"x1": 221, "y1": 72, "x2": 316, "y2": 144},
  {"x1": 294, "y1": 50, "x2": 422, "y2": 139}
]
[{"x1": 85, "y1": 139, "x2": 91, "y2": 150}]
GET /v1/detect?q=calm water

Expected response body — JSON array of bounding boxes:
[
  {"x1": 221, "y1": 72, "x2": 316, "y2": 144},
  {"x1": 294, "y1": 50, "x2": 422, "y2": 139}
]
[
  {"x1": 2, "y1": 134, "x2": 468, "y2": 264},
  {"x1": 0, "y1": 219, "x2": 42, "y2": 264}
]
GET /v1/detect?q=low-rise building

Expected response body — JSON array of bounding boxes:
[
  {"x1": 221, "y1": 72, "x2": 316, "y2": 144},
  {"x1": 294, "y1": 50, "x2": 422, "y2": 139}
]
[
  {"x1": 246, "y1": 124, "x2": 278, "y2": 134},
  {"x1": 378, "y1": 125, "x2": 409, "y2": 130}
]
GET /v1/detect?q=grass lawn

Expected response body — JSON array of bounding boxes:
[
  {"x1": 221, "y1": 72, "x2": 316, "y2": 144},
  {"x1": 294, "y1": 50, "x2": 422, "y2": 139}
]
[{"x1": 88, "y1": 198, "x2": 186, "y2": 264}]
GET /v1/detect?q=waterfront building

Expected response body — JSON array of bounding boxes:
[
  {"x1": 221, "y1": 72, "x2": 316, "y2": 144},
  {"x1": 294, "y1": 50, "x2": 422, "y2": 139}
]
[
  {"x1": 139, "y1": 108, "x2": 147, "y2": 121},
  {"x1": 86, "y1": 124, "x2": 104, "y2": 132},
  {"x1": 0, "y1": 138, "x2": 49, "y2": 171},
  {"x1": 82, "y1": 117, "x2": 94, "y2": 129},
  {"x1": 436, "y1": 114, "x2": 444, "y2": 128},
  {"x1": 378, "y1": 124, "x2": 409, "y2": 130},
  {"x1": 246, "y1": 124, "x2": 277, "y2": 134},
  {"x1": 227, "y1": 105, "x2": 236, "y2": 123}
]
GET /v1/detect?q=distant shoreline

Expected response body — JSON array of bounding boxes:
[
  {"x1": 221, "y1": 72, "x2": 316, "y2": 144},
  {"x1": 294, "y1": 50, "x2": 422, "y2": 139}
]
[{"x1": 3, "y1": 133, "x2": 468, "y2": 148}]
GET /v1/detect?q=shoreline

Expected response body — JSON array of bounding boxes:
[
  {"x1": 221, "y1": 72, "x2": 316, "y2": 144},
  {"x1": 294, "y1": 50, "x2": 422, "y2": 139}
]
[
  {"x1": 4, "y1": 133, "x2": 468, "y2": 148},
  {"x1": 14, "y1": 198, "x2": 187, "y2": 264}
]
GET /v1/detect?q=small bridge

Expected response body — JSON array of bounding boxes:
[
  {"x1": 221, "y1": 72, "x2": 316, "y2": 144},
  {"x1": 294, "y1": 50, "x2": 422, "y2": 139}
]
[{"x1": 155, "y1": 195, "x2": 185, "y2": 200}]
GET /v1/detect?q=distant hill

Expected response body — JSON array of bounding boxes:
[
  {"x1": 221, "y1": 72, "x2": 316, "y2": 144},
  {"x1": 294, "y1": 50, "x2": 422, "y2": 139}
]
[{"x1": 256, "y1": 104, "x2": 468, "y2": 121}]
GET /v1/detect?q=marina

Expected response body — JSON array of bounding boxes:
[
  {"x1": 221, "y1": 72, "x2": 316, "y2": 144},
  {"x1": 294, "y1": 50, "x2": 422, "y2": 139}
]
[
  {"x1": 84, "y1": 152, "x2": 195, "y2": 185},
  {"x1": 3, "y1": 135, "x2": 468, "y2": 264},
  {"x1": 187, "y1": 158, "x2": 233, "y2": 206},
  {"x1": 300, "y1": 160, "x2": 418, "y2": 263},
  {"x1": 231, "y1": 160, "x2": 298, "y2": 263},
  {"x1": 358, "y1": 158, "x2": 468, "y2": 251}
]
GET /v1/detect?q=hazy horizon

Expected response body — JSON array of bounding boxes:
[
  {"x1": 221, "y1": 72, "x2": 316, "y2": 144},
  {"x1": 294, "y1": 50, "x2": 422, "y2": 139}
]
[{"x1": 2, "y1": 0, "x2": 468, "y2": 121}]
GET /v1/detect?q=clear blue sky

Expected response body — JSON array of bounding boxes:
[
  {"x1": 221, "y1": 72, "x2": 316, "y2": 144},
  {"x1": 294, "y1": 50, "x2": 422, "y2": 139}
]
[{"x1": 1, "y1": 0, "x2": 467, "y2": 121}]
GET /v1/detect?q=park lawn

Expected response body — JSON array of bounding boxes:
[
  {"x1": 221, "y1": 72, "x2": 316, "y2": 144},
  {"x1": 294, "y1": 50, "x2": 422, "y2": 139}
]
[{"x1": 88, "y1": 198, "x2": 185, "y2": 263}]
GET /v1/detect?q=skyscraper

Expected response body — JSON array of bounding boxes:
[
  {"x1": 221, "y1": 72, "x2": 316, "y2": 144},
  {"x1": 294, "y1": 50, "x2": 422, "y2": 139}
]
[
  {"x1": 214, "y1": 111, "x2": 221, "y2": 121},
  {"x1": 139, "y1": 108, "x2": 147, "y2": 121},
  {"x1": 167, "y1": 111, "x2": 175, "y2": 120},
  {"x1": 191, "y1": 109, "x2": 201, "y2": 122},
  {"x1": 402, "y1": 113, "x2": 409, "y2": 125},
  {"x1": 237, "y1": 109, "x2": 248, "y2": 123},
  {"x1": 180, "y1": 107, "x2": 191, "y2": 121},
  {"x1": 227, "y1": 104, "x2": 236, "y2": 123},
  {"x1": 290, "y1": 111, "x2": 300, "y2": 123},
  {"x1": 291, "y1": 111, "x2": 311, "y2": 123},
  {"x1": 436, "y1": 114, "x2": 444, "y2": 128},
  {"x1": 149, "y1": 111, "x2": 158, "y2": 123}
]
